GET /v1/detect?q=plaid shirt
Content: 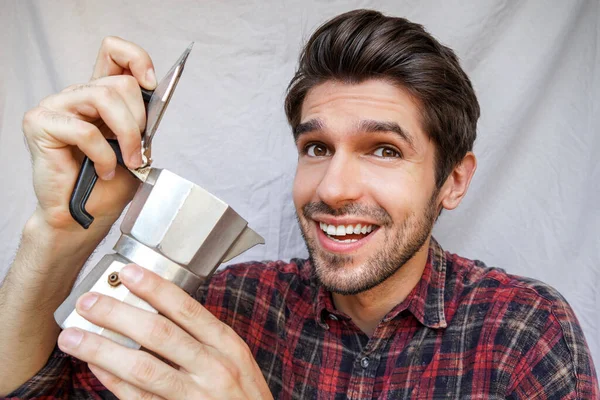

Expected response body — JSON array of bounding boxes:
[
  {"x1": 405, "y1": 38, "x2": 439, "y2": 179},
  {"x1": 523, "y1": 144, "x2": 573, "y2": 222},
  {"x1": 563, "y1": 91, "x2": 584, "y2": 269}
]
[{"x1": 7, "y1": 238, "x2": 598, "y2": 399}]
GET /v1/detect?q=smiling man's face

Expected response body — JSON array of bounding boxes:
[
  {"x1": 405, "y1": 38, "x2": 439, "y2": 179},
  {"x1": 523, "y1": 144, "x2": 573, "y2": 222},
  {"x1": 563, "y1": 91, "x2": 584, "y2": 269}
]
[{"x1": 293, "y1": 79, "x2": 442, "y2": 295}]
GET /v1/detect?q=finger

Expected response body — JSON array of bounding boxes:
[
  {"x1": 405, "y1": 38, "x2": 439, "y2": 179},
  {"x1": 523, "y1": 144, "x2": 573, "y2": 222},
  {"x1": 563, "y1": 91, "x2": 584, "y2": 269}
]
[
  {"x1": 23, "y1": 107, "x2": 117, "y2": 180},
  {"x1": 75, "y1": 292, "x2": 215, "y2": 375},
  {"x1": 62, "y1": 75, "x2": 146, "y2": 133},
  {"x1": 93, "y1": 36, "x2": 157, "y2": 90},
  {"x1": 119, "y1": 264, "x2": 239, "y2": 352},
  {"x1": 88, "y1": 364, "x2": 166, "y2": 400},
  {"x1": 58, "y1": 328, "x2": 191, "y2": 400},
  {"x1": 39, "y1": 85, "x2": 143, "y2": 168}
]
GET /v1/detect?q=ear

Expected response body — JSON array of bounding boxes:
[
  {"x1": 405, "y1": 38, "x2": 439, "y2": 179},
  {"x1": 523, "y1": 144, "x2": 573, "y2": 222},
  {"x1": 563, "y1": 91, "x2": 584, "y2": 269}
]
[{"x1": 438, "y1": 152, "x2": 477, "y2": 211}]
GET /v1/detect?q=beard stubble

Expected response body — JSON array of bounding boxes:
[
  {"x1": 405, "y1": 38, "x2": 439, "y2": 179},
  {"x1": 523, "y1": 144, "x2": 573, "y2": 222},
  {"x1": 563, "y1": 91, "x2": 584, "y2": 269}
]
[{"x1": 298, "y1": 190, "x2": 440, "y2": 295}]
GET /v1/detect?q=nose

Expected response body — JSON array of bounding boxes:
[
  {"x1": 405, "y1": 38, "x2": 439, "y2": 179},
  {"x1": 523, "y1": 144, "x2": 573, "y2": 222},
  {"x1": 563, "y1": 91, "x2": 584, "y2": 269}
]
[{"x1": 315, "y1": 152, "x2": 363, "y2": 208}]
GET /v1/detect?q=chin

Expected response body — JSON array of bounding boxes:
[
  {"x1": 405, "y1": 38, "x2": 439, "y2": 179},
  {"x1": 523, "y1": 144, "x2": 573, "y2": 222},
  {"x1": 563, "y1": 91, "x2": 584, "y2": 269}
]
[{"x1": 310, "y1": 249, "x2": 402, "y2": 295}]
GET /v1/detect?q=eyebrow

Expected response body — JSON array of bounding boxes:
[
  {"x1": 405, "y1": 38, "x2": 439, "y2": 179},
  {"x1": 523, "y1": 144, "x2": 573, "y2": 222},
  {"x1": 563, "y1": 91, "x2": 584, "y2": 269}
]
[
  {"x1": 294, "y1": 118, "x2": 416, "y2": 151},
  {"x1": 293, "y1": 119, "x2": 323, "y2": 140}
]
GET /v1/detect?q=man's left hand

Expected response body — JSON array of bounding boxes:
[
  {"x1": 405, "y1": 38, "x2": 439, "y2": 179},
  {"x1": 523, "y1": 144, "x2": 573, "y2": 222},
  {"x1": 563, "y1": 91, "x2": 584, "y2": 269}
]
[{"x1": 57, "y1": 264, "x2": 273, "y2": 400}]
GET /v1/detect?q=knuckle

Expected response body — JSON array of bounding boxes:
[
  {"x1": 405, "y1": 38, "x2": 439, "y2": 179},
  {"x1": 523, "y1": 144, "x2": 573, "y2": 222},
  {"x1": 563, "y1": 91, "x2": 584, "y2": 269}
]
[
  {"x1": 130, "y1": 354, "x2": 157, "y2": 384},
  {"x1": 137, "y1": 391, "x2": 160, "y2": 400},
  {"x1": 159, "y1": 373, "x2": 188, "y2": 398},
  {"x1": 79, "y1": 122, "x2": 98, "y2": 142},
  {"x1": 209, "y1": 315, "x2": 233, "y2": 341},
  {"x1": 101, "y1": 35, "x2": 121, "y2": 50},
  {"x1": 96, "y1": 85, "x2": 116, "y2": 102},
  {"x1": 149, "y1": 317, "x2": 175, "y2": 343},
  {"x1": 22, "y1": 107, "x2": 42, "y2": 134},
  {"x1": 131, "y1": 356, "x2": 187, "y2": 397},
  {"x1": 210, "y1": 360, "x2": 230, "y2": 377},
  {"x1": 189, "y1": 341, "x2": 209, "y2": 362},
  {"x1": 178, "y1": 296, "x2": 205, "y2": 322},
  {"x1": 236, "y1": 340, "x2": 253, "y2": 362},
  {"x1": 211, "y1": 362, "x2": 239, "y2": 391},
  {"x1": 116, "y1": 74, "x2": 138, "y2": 92},
  {"x1": 38, "y1": 93, "x2": 56, "y2": 109},
  {"x1": 218, "y1": 319, "x2": 234, "y2": 336}
]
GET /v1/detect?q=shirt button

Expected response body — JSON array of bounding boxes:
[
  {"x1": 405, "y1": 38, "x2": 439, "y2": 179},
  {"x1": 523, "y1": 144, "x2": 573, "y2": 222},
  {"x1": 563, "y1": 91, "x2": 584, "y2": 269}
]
[
  {"x1": 360, "y1": 357, "x2": 370, "y2": 369},
  {"x1": 328, "y1": 314, "x2": 338, "y2": 321}
]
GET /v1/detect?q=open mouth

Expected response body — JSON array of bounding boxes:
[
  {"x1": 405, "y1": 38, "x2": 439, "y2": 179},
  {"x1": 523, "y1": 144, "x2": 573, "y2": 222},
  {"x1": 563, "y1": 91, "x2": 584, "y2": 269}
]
[{"x1": 318, "y1": 221, "x2": 378, "y2": 243}]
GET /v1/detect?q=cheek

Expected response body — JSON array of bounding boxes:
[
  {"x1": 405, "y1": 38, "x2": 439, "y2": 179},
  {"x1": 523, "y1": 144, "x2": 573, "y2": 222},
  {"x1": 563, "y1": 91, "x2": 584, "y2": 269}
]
[
  {"x1": 292, "y1": 164, "x2": 320, "y2": 209},
  {"x1": 363, "y1": 165, "x2": 428, "y2": 218}
]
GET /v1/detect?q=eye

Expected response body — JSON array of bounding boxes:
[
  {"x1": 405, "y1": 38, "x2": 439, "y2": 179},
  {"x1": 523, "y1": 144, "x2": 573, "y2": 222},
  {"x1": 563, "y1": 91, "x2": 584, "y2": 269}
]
[
  {"x1": 373, "y1": 146, "x2": 402, "y2": 158},
  {"x1": 305, "y1": 143, "x2": 331, "y2": 157}
]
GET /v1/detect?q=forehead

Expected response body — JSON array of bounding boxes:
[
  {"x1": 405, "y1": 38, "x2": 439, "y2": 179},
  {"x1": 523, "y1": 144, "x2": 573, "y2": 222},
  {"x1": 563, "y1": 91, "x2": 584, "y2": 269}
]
[{"x1": 300, "y1": 79, "x2": 426, "y2": 142}]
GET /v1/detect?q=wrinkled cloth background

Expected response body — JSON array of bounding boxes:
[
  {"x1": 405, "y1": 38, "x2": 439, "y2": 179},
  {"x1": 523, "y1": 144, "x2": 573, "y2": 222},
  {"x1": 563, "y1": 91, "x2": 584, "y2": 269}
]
[{"x1": 1, "y1": 0, "x2": 598, "y2": 377}]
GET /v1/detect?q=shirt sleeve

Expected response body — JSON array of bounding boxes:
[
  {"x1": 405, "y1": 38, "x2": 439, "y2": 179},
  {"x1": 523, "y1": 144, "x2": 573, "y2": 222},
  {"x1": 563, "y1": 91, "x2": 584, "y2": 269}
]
[
  {"x1": 507, "y1": 297, "x2": 599, "y2": 399},
  {"x1": 5, "y1": 346, "x2": 113, "y2": 400}
]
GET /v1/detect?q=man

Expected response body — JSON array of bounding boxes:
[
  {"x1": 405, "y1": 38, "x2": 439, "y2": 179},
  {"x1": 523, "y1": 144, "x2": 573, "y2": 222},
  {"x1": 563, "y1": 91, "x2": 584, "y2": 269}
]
[{"x1": 0, "y1": 9, "x2": 597, "y2": 399}]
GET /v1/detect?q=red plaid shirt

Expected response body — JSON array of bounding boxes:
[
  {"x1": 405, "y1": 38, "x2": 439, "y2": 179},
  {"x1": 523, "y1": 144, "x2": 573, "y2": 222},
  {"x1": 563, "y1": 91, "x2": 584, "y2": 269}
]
[{"x1": 7, "y1": 238, "x2": 598, "y2": 399}]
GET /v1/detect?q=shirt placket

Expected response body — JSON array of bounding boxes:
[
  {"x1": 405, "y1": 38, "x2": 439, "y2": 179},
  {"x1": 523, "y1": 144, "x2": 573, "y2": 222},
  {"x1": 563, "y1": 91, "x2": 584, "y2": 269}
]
[{"x1": 345, "y1": 321, "x2": 397, "y2": 400}]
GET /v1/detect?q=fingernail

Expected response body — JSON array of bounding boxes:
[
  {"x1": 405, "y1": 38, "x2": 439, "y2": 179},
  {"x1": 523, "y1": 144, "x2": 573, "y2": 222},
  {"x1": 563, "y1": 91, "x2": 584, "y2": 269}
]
[
  {"x1": 146, "y1": 68, "x2": 157, "y2": 88},
  {"x1": 120, "y1": 264, "x2": 143, "y2": 283},
  {"x1": 130, "y1": 150, "x2": 143, "y2": 168},
  {"x1": 101, "y1": 169, "x2": 115, "y2": 181},
  {"x1": 59, "y1": 328, "x2": 83, "y2": 349},
  {"x1": 78, "y1": 293, "x2": 99, "y2": 311}
]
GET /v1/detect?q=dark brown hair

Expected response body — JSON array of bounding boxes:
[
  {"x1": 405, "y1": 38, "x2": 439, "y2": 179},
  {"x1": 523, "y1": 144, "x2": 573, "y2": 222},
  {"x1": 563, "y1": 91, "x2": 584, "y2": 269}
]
[{"x1": 284, "y1": 9, "x2": 480, "y2": 188}]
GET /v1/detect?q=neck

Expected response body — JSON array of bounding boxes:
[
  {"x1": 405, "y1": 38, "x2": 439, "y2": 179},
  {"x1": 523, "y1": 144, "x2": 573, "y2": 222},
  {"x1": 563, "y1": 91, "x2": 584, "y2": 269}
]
[{"x1": 332, "y1": 236, "x2": 431, "y2": 337}]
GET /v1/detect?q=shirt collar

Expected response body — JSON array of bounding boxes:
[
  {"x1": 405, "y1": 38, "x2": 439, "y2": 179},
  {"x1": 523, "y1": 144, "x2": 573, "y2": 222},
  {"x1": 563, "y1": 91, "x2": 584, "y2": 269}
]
[{"x1": 314, "y1": 237, "x2": 448, "y2": 329}]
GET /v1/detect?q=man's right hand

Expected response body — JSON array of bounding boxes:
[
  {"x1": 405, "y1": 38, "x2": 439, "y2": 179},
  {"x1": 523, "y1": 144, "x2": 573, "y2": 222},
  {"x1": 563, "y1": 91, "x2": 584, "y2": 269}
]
[
  {"x1": 22, "y1": 36, "x2": 157, "y2": 233},
  {"x1": 0, "y1": 36, "x2": 159, "y2": 396}
]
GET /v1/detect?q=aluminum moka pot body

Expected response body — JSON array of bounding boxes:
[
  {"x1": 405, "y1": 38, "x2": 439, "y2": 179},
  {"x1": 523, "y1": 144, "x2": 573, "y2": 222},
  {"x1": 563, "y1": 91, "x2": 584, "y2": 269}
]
[{"x1": 55, "y1": 168, "x2": 264, "y2": 349}]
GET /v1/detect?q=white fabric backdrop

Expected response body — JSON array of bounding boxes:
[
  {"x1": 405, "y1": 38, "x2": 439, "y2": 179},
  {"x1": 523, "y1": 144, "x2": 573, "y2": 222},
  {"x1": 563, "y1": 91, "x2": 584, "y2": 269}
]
[{"x1": 1, "y1": 0, "x2": 598, "y2": 377}]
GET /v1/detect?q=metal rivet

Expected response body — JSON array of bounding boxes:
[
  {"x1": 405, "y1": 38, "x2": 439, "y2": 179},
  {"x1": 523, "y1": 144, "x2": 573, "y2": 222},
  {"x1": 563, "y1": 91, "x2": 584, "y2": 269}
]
[
  {"x1": 107, "y1": 272, "x2": 121, "y2": 287},
  {"x1": 360, "y1": 357, "x2": 370, "y2": 369}
]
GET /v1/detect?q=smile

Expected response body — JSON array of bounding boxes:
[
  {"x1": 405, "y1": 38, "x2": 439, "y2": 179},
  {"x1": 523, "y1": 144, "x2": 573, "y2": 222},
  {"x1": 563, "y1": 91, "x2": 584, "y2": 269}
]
[
  {"x1": 319, "y1": 221, "x2": 375, "y2": 242},
  {"x1": 315, "y1": 221, "x2": 379, "y2": 252}
]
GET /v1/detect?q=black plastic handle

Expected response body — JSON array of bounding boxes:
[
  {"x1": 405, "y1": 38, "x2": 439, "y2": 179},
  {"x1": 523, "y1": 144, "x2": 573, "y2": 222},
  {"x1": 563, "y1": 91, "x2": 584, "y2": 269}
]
[{"x1": 69, "y1": 139, "x2": 125, "y2": 229}]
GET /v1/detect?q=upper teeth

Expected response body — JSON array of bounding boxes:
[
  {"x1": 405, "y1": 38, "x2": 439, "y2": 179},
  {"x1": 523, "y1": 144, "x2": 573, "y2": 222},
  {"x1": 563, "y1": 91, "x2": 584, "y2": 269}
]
[{"x1": 319, "y1": 222, "x2": 374, "y2": 236}]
